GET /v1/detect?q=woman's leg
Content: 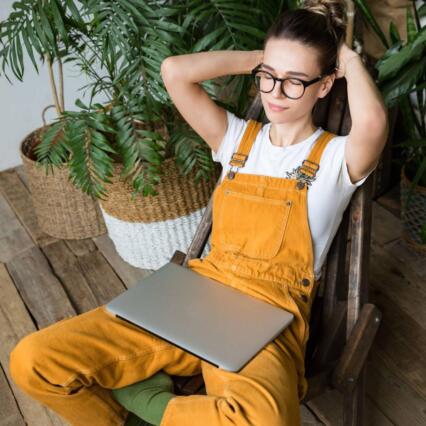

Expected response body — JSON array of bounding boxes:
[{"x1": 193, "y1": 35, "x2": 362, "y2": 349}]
[
  {"x1": 8, "y1": 305, "x2": 202, "y2": 426},
  {"x1": 160, "y1": 340, "x2": 302, "y2": 426}
]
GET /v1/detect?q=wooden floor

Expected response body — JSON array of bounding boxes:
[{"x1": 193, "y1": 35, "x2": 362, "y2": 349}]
[{"x1": 0, "y1": 166, "x2": 425, "y2": 426}]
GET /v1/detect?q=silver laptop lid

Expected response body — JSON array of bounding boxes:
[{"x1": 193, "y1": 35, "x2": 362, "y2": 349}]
[{"x1": 106, "y1": 262, "x2": 294, "y2": 372}]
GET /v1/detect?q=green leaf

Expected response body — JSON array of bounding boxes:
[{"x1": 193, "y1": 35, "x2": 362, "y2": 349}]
[{"x1": 406, "y1": 6, "x2": 417, "y2": 43}]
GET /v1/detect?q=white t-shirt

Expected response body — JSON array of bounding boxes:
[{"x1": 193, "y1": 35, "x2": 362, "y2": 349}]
[{"x1": 212, "y1": 110, "x2": 373, "y2": 280}]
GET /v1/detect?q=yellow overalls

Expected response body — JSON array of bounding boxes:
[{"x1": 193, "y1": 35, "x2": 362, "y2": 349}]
[{"x1": 9, "y1": 119, "x2": 336, "y2": 426}]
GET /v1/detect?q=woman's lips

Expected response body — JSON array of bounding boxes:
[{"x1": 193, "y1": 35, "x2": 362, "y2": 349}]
[{"x1": 268, "y1": 102, "x2": 289, "y2": 112}]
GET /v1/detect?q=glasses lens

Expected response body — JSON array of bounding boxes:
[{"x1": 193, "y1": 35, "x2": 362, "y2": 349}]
[
  {"x1": 283, "y1": 79, "x2": 304, "y2": 99},
  {"x1": 254, "y1": 71, "x2": 275, "y2": 93}
]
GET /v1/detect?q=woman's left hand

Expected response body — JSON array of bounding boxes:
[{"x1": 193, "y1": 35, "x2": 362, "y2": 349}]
[{"x1": 335, "y1": 42, "x2": 360, "y2": 79}]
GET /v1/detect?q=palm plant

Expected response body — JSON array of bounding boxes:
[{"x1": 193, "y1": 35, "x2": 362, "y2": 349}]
[{"x1": 1, "y1": 0, "x2": 300, "y2": 199}]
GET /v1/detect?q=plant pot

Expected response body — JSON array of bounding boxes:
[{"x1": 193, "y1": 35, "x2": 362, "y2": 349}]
[
  {"x1": 400, "y1": 166, "x2": 426, "y2": 253},
  {"x1": 20, "y1": 127, "x2": 107, "y2": 239},
  {"x1": 99, "y1": 159, "x2": 221, "y2": 270}
]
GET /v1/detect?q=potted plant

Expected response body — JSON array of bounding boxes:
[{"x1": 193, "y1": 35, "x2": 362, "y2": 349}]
[
  {"x1": 1, "y1": 1, "x2": 297, "y2": 267},
  {"x1": 0, "y1": 0, "x2": 106, "y2": 239},
  {"x1": 357, "y1": 0, "x2": 425, "y2": 250}
]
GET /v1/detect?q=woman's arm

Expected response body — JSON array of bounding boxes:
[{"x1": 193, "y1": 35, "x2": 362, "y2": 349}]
[
  {"x1": 161, "y1": 50, "x2": 263, "y2": 152},
  {"x1": 336, "y1": 43, "x2": 389, "y2": 183}
]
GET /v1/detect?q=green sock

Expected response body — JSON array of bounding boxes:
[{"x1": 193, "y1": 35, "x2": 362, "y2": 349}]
[{"x1": 112, "y1": 371, "x2": 175, "y2": 426}]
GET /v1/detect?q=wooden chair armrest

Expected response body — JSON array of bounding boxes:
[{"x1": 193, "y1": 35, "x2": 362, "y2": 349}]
[
  {"x1": 332, "y1": 303, "x2": 382, "y2": 392},
  {"x1": 170, "y1": 250, "x2": 186, "y2": 266}
]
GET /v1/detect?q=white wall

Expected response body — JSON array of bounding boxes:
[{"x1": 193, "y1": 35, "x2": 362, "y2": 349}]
[{"x1": 0, "y1": 0, "x2": 107, "y2": 172}]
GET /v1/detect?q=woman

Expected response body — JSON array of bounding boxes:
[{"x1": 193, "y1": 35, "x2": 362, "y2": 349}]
[{"x1": 9, "y1": 1, "x2": 388, "y2": 426}]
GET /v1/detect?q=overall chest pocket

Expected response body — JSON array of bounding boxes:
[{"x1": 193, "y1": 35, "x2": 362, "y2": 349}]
[{"x1": 218, "y1": 188, "x2": 292, "y2": 260}]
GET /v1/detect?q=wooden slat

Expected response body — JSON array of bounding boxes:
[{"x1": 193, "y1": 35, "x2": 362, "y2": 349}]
[
  {"x1": 307, "y1": 388, "x2": 394, "y2": 426},
  {"x1": 76, "y1": 250, "x2": 126, "y2": 305},
  {"x1": 183, "y1": 197, "x2": 214, "y2": 264},
  {"x1": 312, "y1": 301, "x2": 347, "y2": 372},
  {"x1": 0, "y1": 170, "x2": 56, "y2": 247},
  {"x1": 6, "y1": 246, "x2": 75, "y2": 328},
  {"x1": 64, "y1": 239, "x2": 97, "y2": 257},
  {"x1": 41, "y1": 241, "x2": 99, "y2": 314},
  {"x1": 0, "y1": 193, "x2": 34, "y2": 263},
  {"x1": 93, "y1": 234, "x2": 151, "y2": 289},
  {"x1": 366, "y1": 351, "x2": 426, "y2": 426},
  {"x1": 376, "y1": 184, "x2": 400, "y2": 218},
  {"x1": 371, "y1": 288, "x2": 426, "y2": 399},
  {"x1": 369, "y1": 243, "x2": 426, "y2": 327},
  {"x1": 300, "y1": 405, "x2": 324, "y2": 425},
  {"x1": 347, "y1": 177, "x2": 373, "y2": 337},
  {"x1": 15, "y1": 165, "x2": 30, "y2": 191},
  {"x1": 0, "y1": 363, "x2": 26, "y2": 426},
  {"x1": 371, "y1": 202, "x2": 402, "y2": 246},
  {"x1": 332, "y1": 304, "x2": 381, "y2": 392},
  {"x1": 0, "y1": 264, "x2": 67, "y2": 426},
  {"x1": 386, "y1": 238, "x2": 426, "y2": 282}
]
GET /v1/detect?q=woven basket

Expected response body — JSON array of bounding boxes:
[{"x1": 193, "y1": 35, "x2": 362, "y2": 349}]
[
  {"x1": 20, "y1": 126, "x2": 106, "y2": 239},
  {"x1": 400, "y1": 166, "x2": 426, "y2": 253},
  {"x1": 99, "y1": 159, "x2": 220, "y2": 269}
]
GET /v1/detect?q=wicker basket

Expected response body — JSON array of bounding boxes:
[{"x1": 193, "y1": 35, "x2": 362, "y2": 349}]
[
  {"x1": 20, "y1": 127, "x2": 106, "y2": 239},
  {"x1": 400, "y1": 166, "x2": 426, "y2": 253},
  {"x1": 99, "y1": 159, "x2": 220, "y2": 269}
]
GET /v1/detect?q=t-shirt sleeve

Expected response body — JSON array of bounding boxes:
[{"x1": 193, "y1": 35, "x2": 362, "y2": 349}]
[
  {"x1": 334, "y1": 135, "x2": 376, "y2": 190},
  {"x1": 211, "y1": 110, "x2": 248, "y2": 167}
]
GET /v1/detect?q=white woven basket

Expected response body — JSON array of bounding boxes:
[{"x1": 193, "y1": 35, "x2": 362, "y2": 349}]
[{"x1": 101, "y1": 206, "x2": 211, "y2": 270}]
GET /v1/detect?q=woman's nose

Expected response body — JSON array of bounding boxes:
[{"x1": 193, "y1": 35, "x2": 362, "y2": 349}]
[{"x1": 271, "y1": 81, "x2": 286, "y2": 99}]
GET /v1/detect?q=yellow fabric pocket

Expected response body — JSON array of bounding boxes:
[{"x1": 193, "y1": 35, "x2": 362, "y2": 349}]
[{"x1": 218, "y1": 188, "x2": 292, "y2": 260}]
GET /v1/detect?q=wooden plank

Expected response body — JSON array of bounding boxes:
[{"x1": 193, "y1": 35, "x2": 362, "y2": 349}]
[
  {"x1": 307, "y1": 388, "x2": 394, "y2": 426},
  {"x1": 93, "y1": 234, "x2": 151, "y2": 289},
  {"x1": 6, "y1": 246, "x2": 75, "y2": 329},
  {"x1": 332, "y1": 304, "x2": 381, "y2": 393},
  {"x1": 14, "y1": 165, "x2": 30, "y2": 191},
  {"x1": 77, "y1": 250, "x2": 126, "y2": 305},
  {"x1": 371, "y1": 202, "x2": 402, "y2": 246},
  {"x1": 0, "y1": 263, "x2": 67, "y2": 425},
  {"x1": 0, "y1": 363, "x2": 26, "y2": 426},
  {"x1": 366, "y1": 351, "x2": 426, "y2": 426},
  {"x1": 376, "y1": 184, "x2": 400, "y2": 219},
  {"x1": 370, "y1": 288, "x2": 426, "y2": 399},
  {"x1": 300, "y1": 404, "x2": 324, "y2": 425},
  {"x1": 41, "y1": 241, "x2": 99, "y2": 314},
  {"x1": 64, "y1": 239, "x2": 97, "y2": 257},
  {"x1": 0, "y1": 170, "x2": 56, "y2": 247},
  {"x1": 0, "y1": 194, "x2": 34, "y2": 263},
  {"x1": 369, "y1": 243, "x2": 426, "y2": 327},
  {"x1": 386, "y1": 238, "x2": 426, "y2": 282}
]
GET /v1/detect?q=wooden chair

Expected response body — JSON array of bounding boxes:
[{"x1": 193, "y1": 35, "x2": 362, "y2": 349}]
[{"x1": 165, "y1": 78, "x2": 390, "y2": 425}]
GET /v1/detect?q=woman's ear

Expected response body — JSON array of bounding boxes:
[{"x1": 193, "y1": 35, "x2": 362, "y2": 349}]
[{"x1": 318, "y1": 74, "x2": 335, "y2": 99}]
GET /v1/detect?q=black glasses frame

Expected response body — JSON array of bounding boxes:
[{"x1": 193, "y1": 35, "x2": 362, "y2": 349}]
[{"x1": 251, "y1": 64, "x2": 326, "y2": 99}]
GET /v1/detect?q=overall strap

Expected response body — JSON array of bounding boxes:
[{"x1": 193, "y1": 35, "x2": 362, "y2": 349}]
[
  {"x1": 300, "y1": 131, "x2": 336, "y2": 177},
  {"x1": 227, "y1": 119, "x2": 263, "y2": 179}
]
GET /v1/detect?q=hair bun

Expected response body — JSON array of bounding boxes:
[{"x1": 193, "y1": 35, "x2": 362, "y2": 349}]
[{"x1": 303, "y1": 0, "x2": 347, "y2": 42}]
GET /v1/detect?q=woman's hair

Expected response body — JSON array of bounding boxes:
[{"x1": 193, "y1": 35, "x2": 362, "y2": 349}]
[{"x1": 263, "y1": 0, "x2": 347, "y2": 75}]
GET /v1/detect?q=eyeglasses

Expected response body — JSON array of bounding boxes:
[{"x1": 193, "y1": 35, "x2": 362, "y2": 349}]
[{"x1": 251, "y1": 64, "x2": 326, "y2": 100}]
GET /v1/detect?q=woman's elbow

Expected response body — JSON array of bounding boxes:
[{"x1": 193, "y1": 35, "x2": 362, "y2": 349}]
[{"x1": 161, "y1": 56, "x2": 178, "y2": 83}]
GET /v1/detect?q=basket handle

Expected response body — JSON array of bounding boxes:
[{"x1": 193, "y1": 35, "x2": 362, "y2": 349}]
[{"x1": 42, "y1": 105, "x2": 57, "y2": 127}]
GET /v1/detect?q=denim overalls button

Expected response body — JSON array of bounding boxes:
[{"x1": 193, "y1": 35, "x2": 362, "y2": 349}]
[
  {"x1": 296, "y1": 181, "x2": 305, "y2": 190},
  {"x1": 301, "y1": 278, "x2": 310, "y2": 287}
]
